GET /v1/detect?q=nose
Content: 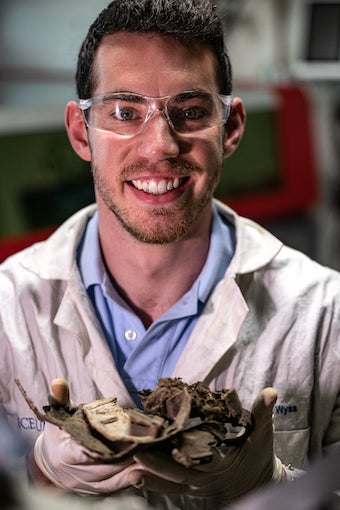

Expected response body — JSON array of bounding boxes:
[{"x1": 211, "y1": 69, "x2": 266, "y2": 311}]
[{"x1": 136, "y1": 110, "x2": 180, "y2": 162}]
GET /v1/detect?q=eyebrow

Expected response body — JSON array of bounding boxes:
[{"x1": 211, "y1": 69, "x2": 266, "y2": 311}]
[
  {"x1": 102, "y1": 92, "x2": 147, "y2": 103},
  {"x1": 171, "y1": 90, "x2": 211, "y2": 103}
]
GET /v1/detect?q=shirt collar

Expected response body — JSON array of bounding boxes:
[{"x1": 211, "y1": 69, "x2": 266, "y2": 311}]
[
  {"x1": 77, "y1": 211, "x2": 105, "y2": 289},
  {"x1": 196, "y1": 202, "x2": 235, "y2": 302}
]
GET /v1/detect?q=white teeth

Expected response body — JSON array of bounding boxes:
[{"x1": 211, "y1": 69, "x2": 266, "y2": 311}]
[
  {"x1": 149, "y1": 180, "x2": 159, "y2": 194},
  {"x1": 173, "y1": 178, "x2": 180, "y2": 189},
  {"x1": 131, "y1": 178, "x2": 182, "y2": 195}
]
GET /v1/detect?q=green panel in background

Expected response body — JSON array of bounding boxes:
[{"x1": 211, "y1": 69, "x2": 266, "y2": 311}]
[
  {"x1": 0, "y1": 129, "x2": 93, "y2": 237},
  {"x1": 215, "y1": 109, "x2": 281, "y2": 199}
]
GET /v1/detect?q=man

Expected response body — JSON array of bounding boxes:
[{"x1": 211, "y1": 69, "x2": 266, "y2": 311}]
[{"x1": 0, "y1": 0, "x2": 339, "y2": 508}]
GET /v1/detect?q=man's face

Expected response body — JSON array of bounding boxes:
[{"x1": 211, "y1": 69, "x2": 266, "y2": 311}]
[{"x1": 87, "y1": 32, "x2": 229, "y2": 244}]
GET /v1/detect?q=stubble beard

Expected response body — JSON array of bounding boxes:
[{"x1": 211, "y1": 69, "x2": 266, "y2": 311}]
[{"x1": 92, "y1": 160, "x2": 221, "y2": 245}]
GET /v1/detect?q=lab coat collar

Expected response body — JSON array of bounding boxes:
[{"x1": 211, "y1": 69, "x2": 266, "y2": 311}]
[
  {"x1": 21, "y1": 204, "x2": 97, "y2": 280},
  {"x1": 214, "y1": 200, "x2": 283, "y2": 275}
]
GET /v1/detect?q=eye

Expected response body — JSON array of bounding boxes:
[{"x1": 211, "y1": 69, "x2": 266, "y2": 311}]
[
  {"x1": 176, "y1": 106, "x2": 208, "y2": 120},
  {"x1": 112, "y1": 105, "x2": 139, "y2": 122}
]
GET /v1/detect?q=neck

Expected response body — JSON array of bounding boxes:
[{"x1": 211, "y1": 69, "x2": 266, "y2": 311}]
[{"x1": 97, "y1": 205, "x2": 212, "y2": 328}]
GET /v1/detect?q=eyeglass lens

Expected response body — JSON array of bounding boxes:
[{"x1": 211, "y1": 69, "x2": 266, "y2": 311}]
[{"x1": 84, "y1": 92, "x2": 230, "y2": 135}]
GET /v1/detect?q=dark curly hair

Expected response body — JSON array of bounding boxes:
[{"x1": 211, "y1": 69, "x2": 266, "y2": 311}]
[{"x1": 76, "y1": 0, "x2": 232, "y2": 99}]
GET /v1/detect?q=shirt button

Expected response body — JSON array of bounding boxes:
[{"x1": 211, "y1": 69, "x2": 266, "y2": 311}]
[{"x1": 125, "y1": 329, "x2": 137, "y2": 341}]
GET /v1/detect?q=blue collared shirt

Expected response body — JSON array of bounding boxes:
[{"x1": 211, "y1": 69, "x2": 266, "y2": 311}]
[{"x1": 77, "y1": 203, "x2": 235, "y2": 405}]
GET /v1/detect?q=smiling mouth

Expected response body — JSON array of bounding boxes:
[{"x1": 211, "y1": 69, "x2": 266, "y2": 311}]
[{"x1": 130, "y1": 177, "x2": 189, "y2": 195}]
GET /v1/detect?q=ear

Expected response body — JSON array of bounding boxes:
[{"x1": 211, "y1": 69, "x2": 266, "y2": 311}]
[
  {"x1": 223, "y1": 97, "x2": 246, "y2": 158},
  {"x1": 65, "y1": 101, "x2": 91, "y2": 162}
]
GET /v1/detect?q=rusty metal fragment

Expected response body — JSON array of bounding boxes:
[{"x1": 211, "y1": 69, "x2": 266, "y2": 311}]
[{"x1": 15, "y1": 377, "x2": 253, "y2": 467}]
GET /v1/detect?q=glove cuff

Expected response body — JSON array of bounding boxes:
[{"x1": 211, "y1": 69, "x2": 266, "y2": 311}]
[{"x1": 272, "y1": 455, "x2": 284, "y2": 483}]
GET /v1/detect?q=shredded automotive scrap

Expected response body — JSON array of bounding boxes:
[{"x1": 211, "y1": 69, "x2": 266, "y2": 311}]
[{"x1": 15, "y1": 377, "x2": 253, "y2": 467}]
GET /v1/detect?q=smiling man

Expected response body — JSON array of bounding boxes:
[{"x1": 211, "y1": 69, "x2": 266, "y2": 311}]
[{"x1": 1, "y1": 1, "x2": 340, "y2": 509}]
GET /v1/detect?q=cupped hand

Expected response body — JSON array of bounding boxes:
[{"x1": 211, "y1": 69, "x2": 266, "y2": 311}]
[
  {"x1": 33, "y1": 379, "x2": 144, "y2": 495},
  {"x1": 129, "y1": 388, "x2": 283, "y2": 503}
]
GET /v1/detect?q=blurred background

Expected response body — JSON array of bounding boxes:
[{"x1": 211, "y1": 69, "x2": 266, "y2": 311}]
[{"x1": 1, "y1": 0, "x2": 340, "y2": 270}]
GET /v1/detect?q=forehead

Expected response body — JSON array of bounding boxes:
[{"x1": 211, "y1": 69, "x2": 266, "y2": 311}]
[{"x1": 92, "y1": 31, "x2": 219, "y2": 96}]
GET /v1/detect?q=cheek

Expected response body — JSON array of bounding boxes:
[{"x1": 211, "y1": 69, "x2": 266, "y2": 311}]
[
  {"x1": 198, "y1": 136, "x2": 225, "y2": 170},
  {"x1": 89, "y1": 133, "x2": 127, "y2": 175}
]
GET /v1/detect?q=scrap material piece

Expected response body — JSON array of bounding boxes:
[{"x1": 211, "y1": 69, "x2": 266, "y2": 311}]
[
  {"x1": 15, "y1": 377, "x2": 253, "y2": 467},
  {"x1": 15, "y1": 379, "x2": 136, "y2": 460},
  {"x1": 83, "y1": 399, "x2": 166, "y2": 443},
  {"x1": 139, "y1": 378, "x2": 253, "y2": 444}
]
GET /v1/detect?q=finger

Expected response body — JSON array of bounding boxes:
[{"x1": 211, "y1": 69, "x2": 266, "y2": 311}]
[
  {"x1": 129, "y1": 468, "x2": 226, "y2": 499},
  {"x1": 128, "y1": 469, "x2": 187, "y2": 494},
  {"x1": 133, "y1": 451, "x2": 189, "y2": 483},
  {"x1": 50, "y1": 378, "x2": 70, "y2": 406},
  {"x1": 251, "y1": 387, "x2": 277, "y2": 420},
  {"x1": 133, "y1": 451, "x2": 216, "y2": 486},
  {"x1": 250, "y1": 387, "x2": 277, "y2": 442}
]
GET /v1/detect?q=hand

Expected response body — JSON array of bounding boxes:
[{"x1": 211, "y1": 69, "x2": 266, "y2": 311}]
[
  {"x1": 32, "y1": 379, "x2": 143, "y2": 496},
  {"x1": 129, "y1": 388, "x2": 283, "y2": 503}
]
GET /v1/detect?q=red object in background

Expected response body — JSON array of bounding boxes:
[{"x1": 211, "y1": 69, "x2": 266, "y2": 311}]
[
  {"x1": 226, "y1": 85, "x2": 319, "y2": 222},
  {"x1": 0, "y1": 226, "x2": 56, "y2": 263}
]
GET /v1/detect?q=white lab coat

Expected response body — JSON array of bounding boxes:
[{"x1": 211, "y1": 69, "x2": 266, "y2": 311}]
[{"x1": 0, "y1": 200, "x2": 339, "y2": 506}]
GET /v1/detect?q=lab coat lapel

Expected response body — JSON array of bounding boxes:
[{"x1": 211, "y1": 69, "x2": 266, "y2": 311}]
[
  {"x1": 53, "y1": 270, "x2": 135, "y2": 407},
  {"x1": 173, "y1": 275, "x2": 248, "y2": 383}
]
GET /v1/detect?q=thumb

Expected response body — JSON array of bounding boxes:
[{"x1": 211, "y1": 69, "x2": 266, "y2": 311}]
[
  {"x1": 251, "y1": 387, "x2": 277, "y2": 423},
  {"x1": 49, "y1": 378, "x2": 71, "y2": 407}
]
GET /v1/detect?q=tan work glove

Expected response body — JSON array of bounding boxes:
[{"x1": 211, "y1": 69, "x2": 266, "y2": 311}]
[
  {"x1": 129, "y1": 387, "x2": 283, "y2": 504},
  {"x1": 33, "y1": 379, "x2": 144, "y2": 496}
]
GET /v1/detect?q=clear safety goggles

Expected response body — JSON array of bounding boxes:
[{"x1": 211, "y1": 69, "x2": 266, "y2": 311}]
[{"x1": 78, "y1": 90, "x2": 233, "y2": 137}]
